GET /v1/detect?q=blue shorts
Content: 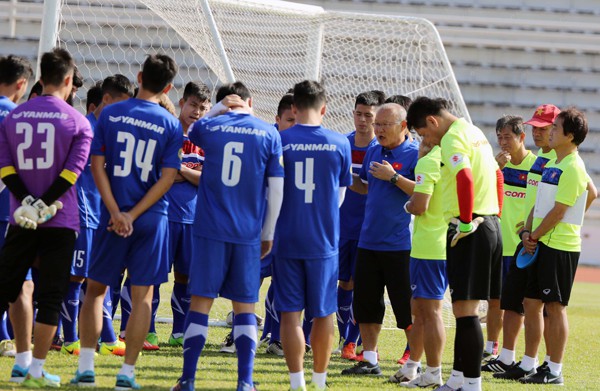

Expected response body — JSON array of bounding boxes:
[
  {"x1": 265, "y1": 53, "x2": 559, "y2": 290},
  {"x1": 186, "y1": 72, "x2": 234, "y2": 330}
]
[
  {"x1": 168, "y1": 222, "x2": 194, "y2": 276},
  {"x1": 273, "y1": 255, "x2": 338, "y2": 318},
  {"x1": 338, "y1": 238, "x2": 358, "y2": 282},
  {"x1": 260, "y1": 253, "x2": 273, "y2": 279},
  {"x1": 71, "y1": 227, "x2": 95, "y2": 277},
  {"x1": 88, "y1": 212, "x2": 169, "y2": 287},
  {"x1": 409, "y1": 257, "x2": 448, "y2": 300},
  {"x1": 188, "y1": 236, "x2": 261, "y2": 303}
]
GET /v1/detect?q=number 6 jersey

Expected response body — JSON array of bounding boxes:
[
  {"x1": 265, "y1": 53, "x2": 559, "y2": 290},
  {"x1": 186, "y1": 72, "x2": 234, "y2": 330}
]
[
  {"x1": 189, "y1": 111, "x2": 283, "y2": 244},
  {"x1": 91, "y1": 98, "x2": 183, "y2": 216},
  {"x1": 0, "y1": 95, "x2": 92, "y2": 231}
]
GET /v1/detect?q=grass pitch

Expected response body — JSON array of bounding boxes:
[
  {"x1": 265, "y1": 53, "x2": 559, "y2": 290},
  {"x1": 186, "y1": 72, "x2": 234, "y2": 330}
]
[{"x1": 1, "y1": 282, "x2": 598, "y2": 390}]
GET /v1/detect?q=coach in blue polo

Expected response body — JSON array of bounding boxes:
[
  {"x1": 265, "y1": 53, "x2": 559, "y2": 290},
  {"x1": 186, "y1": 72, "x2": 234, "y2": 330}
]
[{"x1": 342, "y1": 103, "x2": 419, "y2": 379}]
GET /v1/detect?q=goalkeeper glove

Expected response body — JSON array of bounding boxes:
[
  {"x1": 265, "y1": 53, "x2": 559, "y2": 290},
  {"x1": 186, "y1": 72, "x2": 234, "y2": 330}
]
[
  {"x1": 450, "y1": 216, "x2": 485, "y2": 248},
  {"x1": 32, "y1": 199, "x2": 64, "y2": 224},
  {"x1": 13, "y1": 195, "x2": 39, "y2": 230}
]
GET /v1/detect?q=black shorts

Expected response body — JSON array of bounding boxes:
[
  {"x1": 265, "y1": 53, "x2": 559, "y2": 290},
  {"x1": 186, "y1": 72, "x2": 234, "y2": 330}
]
[
  {"x1": 500, "y1": 243, "x2": 528, "y2": 314},
  {"x1": 524, "y1": 242, "x2": 579, "y2": 306},
  {"x1": 446, "y1": 215, "x2": 502, "y2": 302},
  {"x1": 0, "y1": 225, "x2": 76, "y2": 325},
  {"x1": 353, "y1": 248, "x2": 412, "y2": 329}
]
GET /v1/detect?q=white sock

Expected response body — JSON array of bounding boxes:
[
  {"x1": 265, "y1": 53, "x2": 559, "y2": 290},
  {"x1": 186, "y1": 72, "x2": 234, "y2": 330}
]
[
  {"x1": 15, "y1": 351, "x2": 32, "y2": 368},
  {"x1": 363, "y1": 350, "x2": 378, "y2": 365},
  {"x1": 484, "y1": 341, "x2": 495, "y2": 354},
  {"x1": 118, "y1": 363, "x2": 135, "y2": 378},
  {"x1": 311, "y1": 372, "x2": 326, "y2": 388},
  {"x1": 548, "y1": 361, "x2": 562, "y2": 376},
  {"x1": 544, "y1": 354, "x2": 551, "y2": 364},
  {"x1": 498, "y1": 348, "x2": 515, "y2": 365},
  {"x1": 289, "y1": 371, "x2": 305, "y2": 389},
  {"x1": 462, "y1": 376, "x2": 481, "y2": 391},
  {"x1": 520, "y1": 355, "x2": 536, "y2": 371},
  {"x1": 425, "y1": 366, "x2": 441, "y2": 377},
  {"x1": 28, "y1": 357, "x2": 45, "y2": 378},
  {"x1": 78, "y1": 348, "x2": 96, "y2": 373},
  {"x1": 446, "y1": 369, "x2": 463, "y2": 389}
]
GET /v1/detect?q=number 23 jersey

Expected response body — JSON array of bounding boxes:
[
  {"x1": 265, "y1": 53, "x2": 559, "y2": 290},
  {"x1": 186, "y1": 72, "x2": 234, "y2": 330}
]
[{"x1": 91, "y1": 98, "x2": 183, "y2": 216}]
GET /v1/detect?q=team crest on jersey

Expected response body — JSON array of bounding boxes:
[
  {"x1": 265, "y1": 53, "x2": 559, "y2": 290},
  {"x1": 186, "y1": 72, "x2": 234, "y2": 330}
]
[
  {"x1": 392, "y1": 162, "x2": 403, "y2": 170},
  {"x1": 450, "y1": 153, "x2": 463, "y2": 167},
  {"x1": 415, "y1": 173, "x2": 424, "y2": 185}
]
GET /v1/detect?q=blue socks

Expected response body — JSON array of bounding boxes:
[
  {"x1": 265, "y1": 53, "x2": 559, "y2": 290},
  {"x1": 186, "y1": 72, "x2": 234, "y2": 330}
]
[
  {"x1": 61, "y1": 281, "x2": 82, "y2": 343},
  {"x1": 265, "y1": 284, "x2": 281, "y2": 343},
  {"x1": 100, "y1": 288, "x2": 117, "y2": 343},
  {"x1": 119, "y1": 278, "x2": 132, "y2": 336},
  {"x1": 303, "y1": 315, "x2": 312, "y2": 346},
  {"x1": 0, "y1": 311, "x2": 10, "y2": 340},
  {"x1": 336, "y1": 286, "x2": 353, "y2": 341},
  {"x1": 149, "y1": 285, "x2": 160, "y2": 334},
  {"x1": 233, "y1": 313, "x2": 257, "y2": 387},
  {"x1": 171, "y1": 282, "x2": 190, "y2": 337},
  {"x1": 182, "y1": 311, "x2": 209, "y2": 381}
]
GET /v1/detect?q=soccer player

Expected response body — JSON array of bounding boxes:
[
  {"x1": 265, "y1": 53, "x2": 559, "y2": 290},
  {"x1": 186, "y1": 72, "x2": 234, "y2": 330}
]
[
  {"x1": 166, "y1": 81, "x2": 210, "y2": 347},
  {"x1": 85, "y1": 81, "x2": 103, "y2": 115},
  {"x1": 171, "y1": 81, "x2": 284, "y2": 391},
  {"x1": 400, "y1": 142, "x2": 447, "y2": 388},
  {"x1": 60, "y1": 74, "x2": 135, "y2": 357},
  {"x1": 407, "y1": 97, "x2": 503, "y2": 391},
  {"x1": 274, "y1": 80, "x2": 352, "y2": 391},
  {"x1": 478, "y1": 116, "x2": 536, "y2": 365},
  {"x1": 342, "y1": 103, "x2": 418, "y2": 379},
  {"x1": 0, "y1": 55, "x2": 33, "y2": 360},
  {"x1": 336, "y1": 91, "x2": 382, "y2": 360},
  {"x1": 0, "y1": 48, "x2": 93, "y2": 387},
  {"x1": 71, "y1": 54, "x2": 182, "y2": 389},
  {"x1": 518, "y1": 108, "x2": 593, "y2": 385}
]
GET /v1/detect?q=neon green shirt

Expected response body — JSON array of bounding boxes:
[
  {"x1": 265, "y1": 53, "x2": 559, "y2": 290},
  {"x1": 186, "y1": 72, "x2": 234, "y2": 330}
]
[
  {"x1": 523, "y1": 149, "x2": 556, "y2": 221},
  {"x1": 532, "y1": 152, "x2": 588, "y2": 252},
  {"x1": 411, "y1": 146, "x2": 446, "y2": 260},
  {"x1": 500, "y1": 152, "x2": 537, "y2": 256},
  {"x1": 440, "y1": 118, "x2": 499, "y2": 222}
]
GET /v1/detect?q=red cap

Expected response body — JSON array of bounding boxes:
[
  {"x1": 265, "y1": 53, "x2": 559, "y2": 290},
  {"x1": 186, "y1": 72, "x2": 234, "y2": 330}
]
[{"x1": 524, "y1": 104, "x2": 561, "y2": 127}]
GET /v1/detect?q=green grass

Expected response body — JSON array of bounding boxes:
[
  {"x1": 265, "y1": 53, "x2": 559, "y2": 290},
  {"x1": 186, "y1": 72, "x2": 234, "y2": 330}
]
[{"x1": 1, "y1": 282, "x2": 599, "y2": 390}]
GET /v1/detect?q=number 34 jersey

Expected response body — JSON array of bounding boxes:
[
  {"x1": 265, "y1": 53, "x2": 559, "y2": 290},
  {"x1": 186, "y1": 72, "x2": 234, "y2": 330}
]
[
  {"x1": 189, "y1": 111, "x2": 283, "y2": 245},
  {"x1": 91, "y1": 98, "x2": 183, "y2": 216},
  {"x1": 0, "y1": 95, "x2": 93, "y2": 231}
]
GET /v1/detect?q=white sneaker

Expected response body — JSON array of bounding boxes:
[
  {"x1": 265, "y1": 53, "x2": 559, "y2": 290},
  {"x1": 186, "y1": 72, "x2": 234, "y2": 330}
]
[
  {"x1": 266, "y1": 341, "x2": 284, "y2": 356},
  {"x1": 219, "y1": 332, "x2": 236, "y2": 354},
  {"x1": 400, "y1": 371, "x2": 443, "y2": 388},
  {"x1": 258, "y1": 333, "x2": 271, "y2": 349},
  {"x1": 0, "y1": 340, "x2": 16, "y2": 357},
  {"x1": 389, "y1": 366, "x2": 420, "y2": 383}
]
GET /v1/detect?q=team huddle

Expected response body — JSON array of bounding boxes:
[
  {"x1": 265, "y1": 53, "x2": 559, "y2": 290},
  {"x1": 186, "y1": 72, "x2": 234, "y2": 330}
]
[{"x1": 0, "y1": 48, "x2": 595, "y2": 391}]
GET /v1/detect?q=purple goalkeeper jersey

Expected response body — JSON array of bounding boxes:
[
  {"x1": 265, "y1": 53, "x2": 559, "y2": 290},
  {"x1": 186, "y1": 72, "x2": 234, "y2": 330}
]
[{"x1": 0, "y1": 95, "x2": 93, "y2": 231}]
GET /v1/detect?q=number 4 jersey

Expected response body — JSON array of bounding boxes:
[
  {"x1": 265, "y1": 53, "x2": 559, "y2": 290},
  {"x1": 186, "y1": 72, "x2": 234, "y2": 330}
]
[
  {"x1": 91, "y1": 98, "x2": 183, "y2": 216},
  {"x1": 189, "y1": 111, "x2": 284, "y2": 244},
  {"x1": 0, "y1": 95, "x2": 92, "y2": 231},
  {"x1": 275, "y1": 124, "x2": 352, "y2": 259}
]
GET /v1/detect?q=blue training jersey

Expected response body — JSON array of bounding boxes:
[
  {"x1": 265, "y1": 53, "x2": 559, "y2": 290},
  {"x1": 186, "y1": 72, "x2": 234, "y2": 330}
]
[
  {"x1": 165, "y1": 135, "x2": 204, "y2": 224},
  {"x1": 189, "y1": 111, "x2": 284, "y2": 244},
  {"x1": 76, "y1": 113, "x2": 102, "y2": 229},
  {"x1": 358, "y1": 139, "x2": 419, "y2": 251},
  {"x1": 339, "y1": 131, "x2": 378, "y2": 241},
  {"x1": 0, "y1": 96, "x2": 16, "y2": 223},
  {"x1": 275, "y1": 124, "x2": 352, "y2": 259},
  {"x1": 90, "y1": 98, "x2": 183, "y2": 217}
]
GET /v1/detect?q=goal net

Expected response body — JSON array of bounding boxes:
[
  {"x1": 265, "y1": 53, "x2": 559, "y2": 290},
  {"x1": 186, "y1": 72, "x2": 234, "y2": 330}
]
[{"x1": 53, "y1": 0, "x2": 472, "y2": 329}]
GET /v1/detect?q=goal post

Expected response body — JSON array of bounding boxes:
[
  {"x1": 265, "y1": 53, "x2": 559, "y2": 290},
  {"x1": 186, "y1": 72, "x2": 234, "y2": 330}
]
[{"x1": 46, "y1": 0, "x2": 472, "y2": 328}]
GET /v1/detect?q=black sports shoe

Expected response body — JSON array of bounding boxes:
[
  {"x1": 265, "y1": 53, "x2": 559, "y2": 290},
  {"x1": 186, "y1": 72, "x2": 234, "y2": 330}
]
[
  {"x1": 536, "y1": 361, "x2": 549, "y2": 373},
  {"x1": 493, "y1": 362, "x2": 534, "y2": 380},
  {"x1": 520, "y1": 366, "x2": 564, "y2": 385},
  {"x1": 482, "y1": 358, "x2": 516, "y2": 373},
  {"x1": 341, "y1": 361, "x2": 383, "y2": 376}
]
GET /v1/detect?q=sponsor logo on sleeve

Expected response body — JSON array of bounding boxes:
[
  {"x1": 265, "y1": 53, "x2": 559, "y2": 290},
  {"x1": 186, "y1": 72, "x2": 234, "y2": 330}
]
[{"x1": 450, "y1": 153, "x2": 463, "y2": 167}]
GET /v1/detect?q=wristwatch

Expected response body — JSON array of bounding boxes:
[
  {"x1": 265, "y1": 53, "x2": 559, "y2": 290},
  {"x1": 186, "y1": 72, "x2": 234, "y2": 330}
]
[{"x1": 390, "y1": 173, "x2": 400, "y2": 185}]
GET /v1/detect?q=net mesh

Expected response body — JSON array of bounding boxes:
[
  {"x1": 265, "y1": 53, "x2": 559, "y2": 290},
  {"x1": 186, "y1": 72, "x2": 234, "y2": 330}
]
[{"x1": 56, "y1": 0, "x2": 473, "y2": 329}]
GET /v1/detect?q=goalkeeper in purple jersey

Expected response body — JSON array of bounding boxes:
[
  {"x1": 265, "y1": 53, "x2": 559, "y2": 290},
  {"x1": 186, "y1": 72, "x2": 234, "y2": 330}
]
[{"x1": 0, "y1": 48, "x2": 92, "y2": 387}]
